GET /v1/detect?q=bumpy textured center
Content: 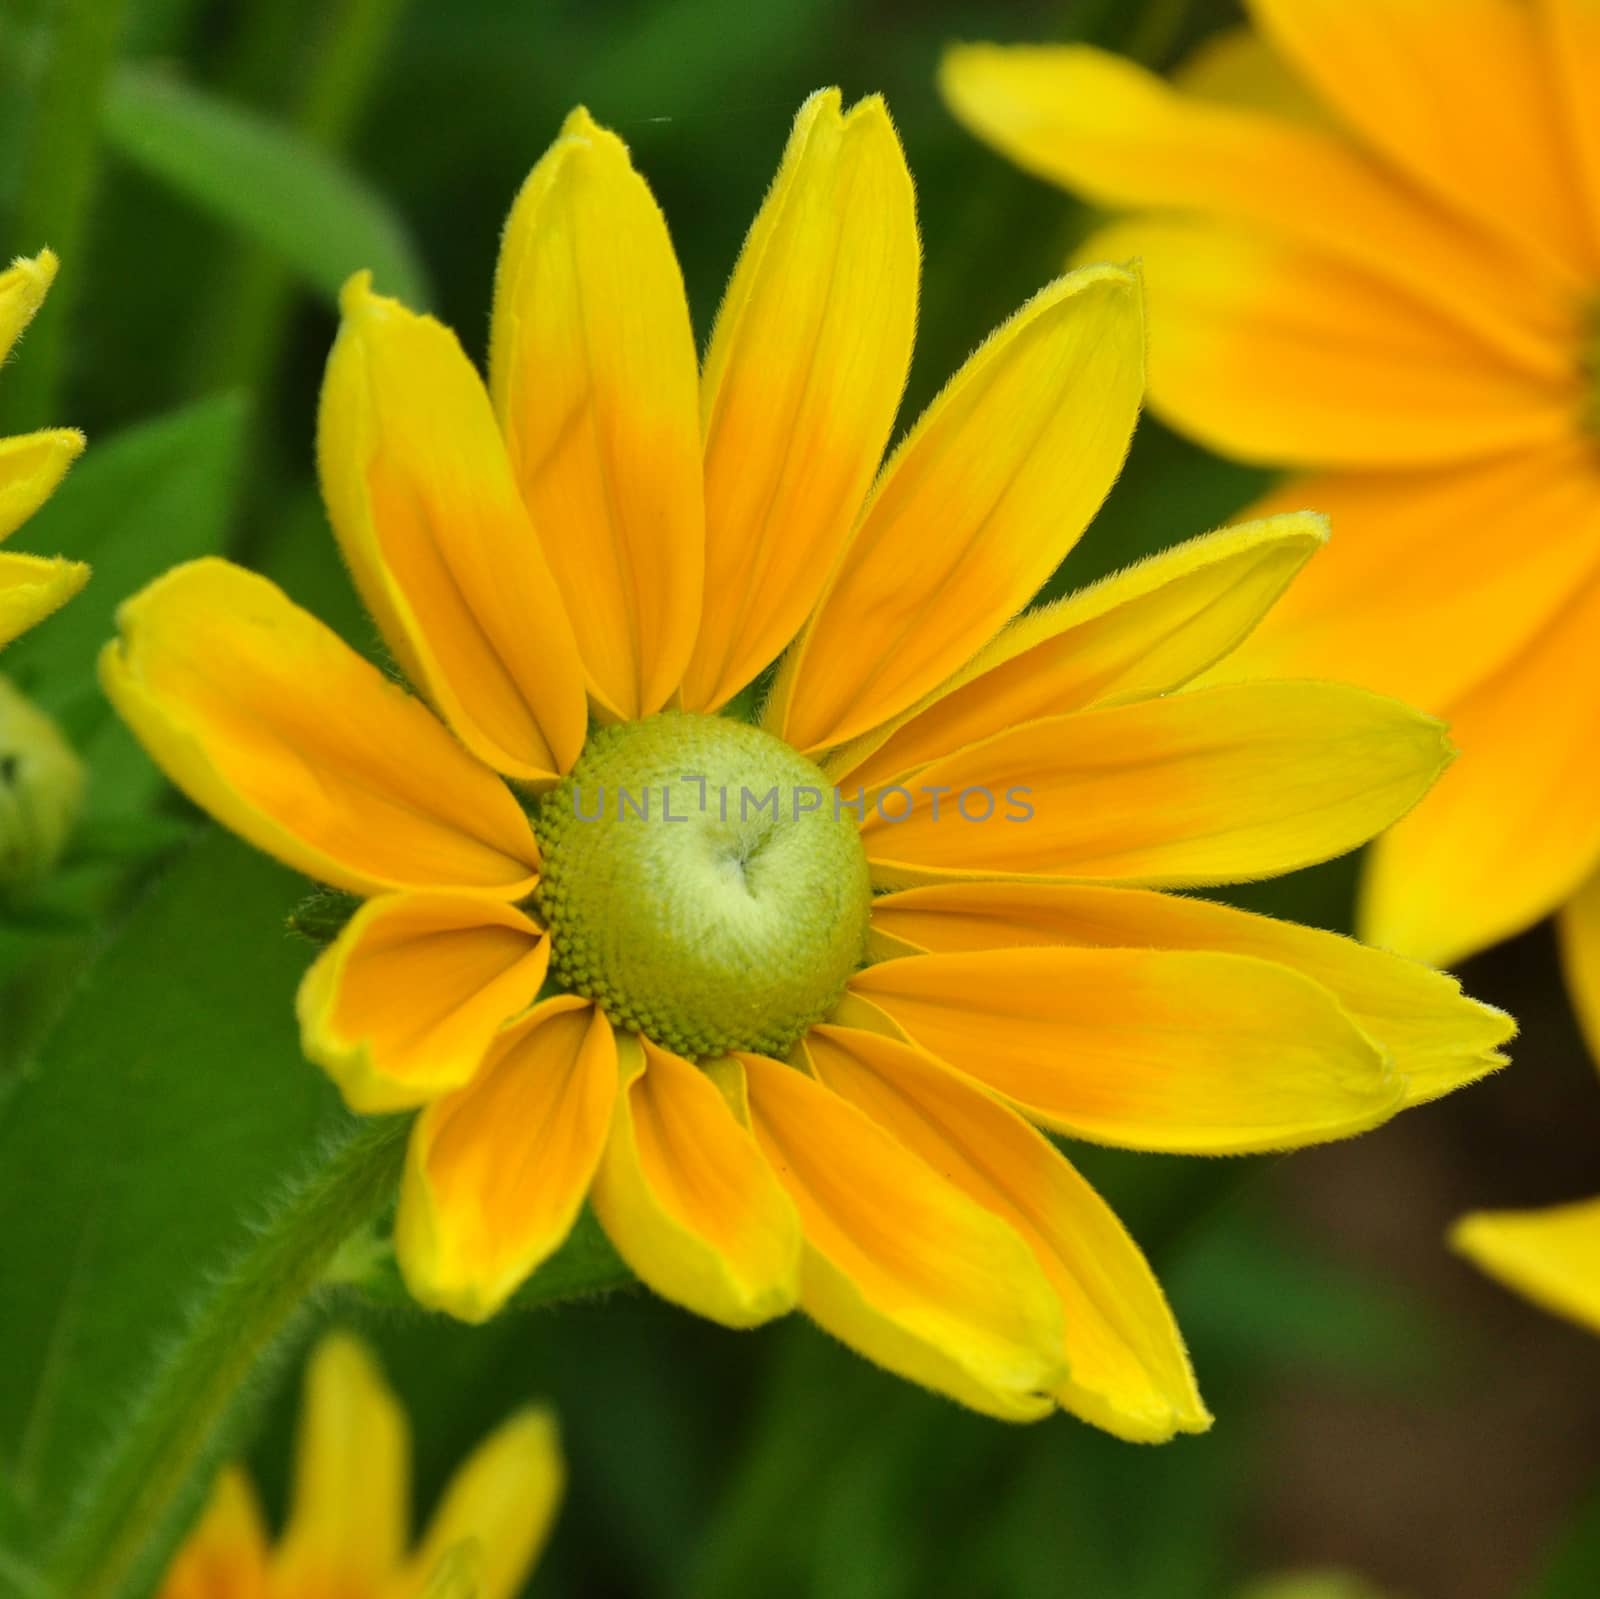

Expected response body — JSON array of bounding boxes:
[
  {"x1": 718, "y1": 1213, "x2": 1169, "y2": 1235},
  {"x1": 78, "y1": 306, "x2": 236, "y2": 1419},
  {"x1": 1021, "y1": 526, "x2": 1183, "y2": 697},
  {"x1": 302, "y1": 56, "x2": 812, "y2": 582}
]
[{"x1": 533, "y1": 711, "x2": 872, "y2": 1059}]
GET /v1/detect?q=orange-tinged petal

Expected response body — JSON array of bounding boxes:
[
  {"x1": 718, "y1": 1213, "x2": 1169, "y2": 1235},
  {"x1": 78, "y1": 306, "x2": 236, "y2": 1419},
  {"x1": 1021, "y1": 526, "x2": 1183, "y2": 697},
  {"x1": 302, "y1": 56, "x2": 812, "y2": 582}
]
[
  {"x1": 99, "y1": 559, "x2": 540, "y2": 899},
  {"x1": 805, "y1": 1022, "x2": 1209, "y2": 1441},
  {"x1": 406, "y1": 1408, "x2": 564, "y2": 1599},
  {"x1": 870, "y1": 881, "x2": 1513, "y2": 1109},
  {"x1": 1084, "y1": 215, "x2": 1581, "y2": 472},
  {"x1": 490, "y1": 107, "x2": 703, "y2": 721},
  {"x1": 591, "y1": 1037, "x2": 800, "y2": 1327},
  {"x1": 768, "y1": 264, "x2": 1143, "y2": 754},
  {"x1": 829, "y1": 514, "x2": 1326, "y2": 792},
  {"x1": 858, "y1": 681, "x2": 1452, "y2": 891},
  {"x1": 297, "y1": 893, "x2": 549, "y2": 1115},
  {"x1": 1542, "y1": 0, "x2": 1600, "y2": 263},
  {"x1": 318, "y1": 275, "x2": 587, "y2": 783},
  {"x1": 741, "y1": 1051, "x2": 1066, "y2": 1420},
  {"x1": 0, "y1": 249, "x2": 57, "y2": 364},
  {"x1": 851, "y1": 947, "x2": 1402, "y2": 1154},
  {"x1": 1557, "y1": 867, "x2": 1600, "y2": 1065},
  {"x1": 156, "y1": 1466, "x2": 268, "y2": 1599},
  {"x1": 684, "y1": 90, "x2": 918, "y2": 712},
  {"x1": 396, "y1": 998, "x2": 616, "y2": 1322},
  {"x1": 1452, "y1": 1196, "x2": 1600, "y2": 1335},
  {"x1": 0, "y1": 427, "x2": 84, "y2": 542},
  {"x1": 1361, "y1": 572, "x2": 1600, "y2": 966},
  {"x1": 0, "y1": 550, "x2": 89, "y2": 649},
  {"x1": 273, "y1": 1333, "x2": 409, "y2": 1595}
]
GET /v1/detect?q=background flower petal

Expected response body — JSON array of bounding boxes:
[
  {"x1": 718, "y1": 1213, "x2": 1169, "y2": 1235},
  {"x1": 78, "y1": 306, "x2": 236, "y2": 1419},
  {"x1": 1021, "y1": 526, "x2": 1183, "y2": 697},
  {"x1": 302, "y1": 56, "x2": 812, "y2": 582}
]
[{"x1": 1451, "y1": 1196, "x2": 1600, "y2": 1336}]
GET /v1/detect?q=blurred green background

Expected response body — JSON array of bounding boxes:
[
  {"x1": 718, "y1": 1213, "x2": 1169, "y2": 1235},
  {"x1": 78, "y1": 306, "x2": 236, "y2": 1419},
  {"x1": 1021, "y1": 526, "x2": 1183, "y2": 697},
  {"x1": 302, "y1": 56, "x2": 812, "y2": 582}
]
[{"x1": 1, "y1": 2, "x2": 1598, "y2": 1596}]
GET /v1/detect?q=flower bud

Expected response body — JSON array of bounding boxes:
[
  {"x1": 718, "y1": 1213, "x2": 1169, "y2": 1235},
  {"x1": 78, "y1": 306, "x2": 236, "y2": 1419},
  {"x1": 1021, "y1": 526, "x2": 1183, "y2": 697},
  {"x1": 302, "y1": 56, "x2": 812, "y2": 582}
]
[{"x1": 0, "y1": 675, "x2": 85, "y2": 889}]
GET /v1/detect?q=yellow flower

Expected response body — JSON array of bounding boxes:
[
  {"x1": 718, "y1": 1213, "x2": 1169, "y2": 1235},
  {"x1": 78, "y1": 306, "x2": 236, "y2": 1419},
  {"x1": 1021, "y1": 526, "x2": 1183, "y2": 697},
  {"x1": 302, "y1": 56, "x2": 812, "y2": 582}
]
[
  {"x1": 103, "y1": 92, "x2": 1510, "y2": 1439},
  {"x1": 0, "y1": 249, "x2": 87, "y2": 647},
  {"x1": 156, "y1": 1331, "x2": 562, "y2": 1599},
  {"x1": 942, "y1": 4, "x2": 1600, "y2": 1047}
]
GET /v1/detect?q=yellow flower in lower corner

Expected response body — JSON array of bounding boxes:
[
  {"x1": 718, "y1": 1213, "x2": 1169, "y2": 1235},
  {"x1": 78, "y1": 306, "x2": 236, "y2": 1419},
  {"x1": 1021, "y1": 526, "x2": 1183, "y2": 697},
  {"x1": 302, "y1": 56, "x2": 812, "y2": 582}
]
[
  {"x1": 157, "y1": 1332, "x2": 562, "y2": 1599},
  {"x1": 0, "y1": 249, "x2": 87, "y2": 647},
  {"x1": 103, "y1": 91, "x2": 1511, "y2": 1441}
]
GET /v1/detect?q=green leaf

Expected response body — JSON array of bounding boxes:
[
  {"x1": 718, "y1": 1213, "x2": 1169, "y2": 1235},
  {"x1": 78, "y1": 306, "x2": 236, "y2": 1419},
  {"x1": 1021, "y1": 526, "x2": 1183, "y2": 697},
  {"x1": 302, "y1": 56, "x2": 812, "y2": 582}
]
[{"x1": 100, "y1": 67, "x2": 429, "y2": 310}]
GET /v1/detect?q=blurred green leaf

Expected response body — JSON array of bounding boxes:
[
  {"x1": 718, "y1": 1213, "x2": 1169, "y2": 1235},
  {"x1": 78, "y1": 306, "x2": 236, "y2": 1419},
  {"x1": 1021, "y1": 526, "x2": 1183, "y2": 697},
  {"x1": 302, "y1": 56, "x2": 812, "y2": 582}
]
[{"x1": 1524, "y1": 1479, "x2": 1600, "y2": 1599}]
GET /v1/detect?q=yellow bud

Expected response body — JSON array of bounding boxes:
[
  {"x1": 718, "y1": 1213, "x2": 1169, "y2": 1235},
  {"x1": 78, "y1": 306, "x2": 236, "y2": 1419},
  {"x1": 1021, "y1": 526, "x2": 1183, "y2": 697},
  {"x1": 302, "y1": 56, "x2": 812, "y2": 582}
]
[{"x1": 0, "y1": 675, "x2": 84, "y2": 888}]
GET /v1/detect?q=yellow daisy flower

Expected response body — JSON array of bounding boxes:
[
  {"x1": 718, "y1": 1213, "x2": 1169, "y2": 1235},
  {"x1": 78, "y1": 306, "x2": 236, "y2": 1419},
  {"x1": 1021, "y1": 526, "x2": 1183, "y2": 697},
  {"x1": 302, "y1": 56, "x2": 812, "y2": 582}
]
[
  {"x1": 103, "y1": 92, "x2": 1511, "y2": 1439},
  {"x1": 0, "y1": 249, "x2": 87, "y2": 646},
  {"x1": 157, "y1": 1331, "x2": 562, "y2": 1599},
  {"x1": 941, "y1": 3, "x2": 1600, "y2": 1048}
]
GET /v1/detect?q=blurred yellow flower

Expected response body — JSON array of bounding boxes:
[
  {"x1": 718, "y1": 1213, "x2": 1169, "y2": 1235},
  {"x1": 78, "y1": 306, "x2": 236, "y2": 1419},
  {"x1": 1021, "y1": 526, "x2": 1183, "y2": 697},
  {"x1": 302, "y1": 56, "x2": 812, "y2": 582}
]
[
  {"x1": 943, "y1": 3, "x2": 1600, "y2": 1050},
  {"x1": 105, "y1": 91, "x2": 1509, "y2": 1439},
  {"x1": 157, "y1": 1331, "x2": 562, "y2": 1599},
  {"x1": 0, "y1": 249, "x2": 87, "y2": 647}
]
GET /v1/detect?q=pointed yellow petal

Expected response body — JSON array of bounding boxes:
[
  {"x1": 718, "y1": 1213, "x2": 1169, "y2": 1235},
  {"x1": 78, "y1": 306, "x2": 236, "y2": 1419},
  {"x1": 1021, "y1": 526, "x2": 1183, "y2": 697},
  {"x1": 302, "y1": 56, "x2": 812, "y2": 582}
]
[
  {"x1": 156, "y1": 1466, "x2": 268, "y2": 1599},
  {"x1": 768, "y1": 264, "x2": 1144, "y2": 753},
  {"x1": 830, "y1": 513, "x2": 1326, "y2": 792},
  {"x1": 396, "y1": 998, "x2": 616, "y2": 1322},
  {"x1": 740, "y1": 1052, "x2": 1066, "y2": 1420},
  {"x1": 870, "y1": 881, "x2": 1514, "y2": 1110},
  {"x1": 0, "y1": 550, "x2": 89, "y2": 649},
  {"x1": 0, "y1": 249, "x2": 57, "y2": 364},
  {"x1": 100, "y1": 558, "x2": 540, "y2": 898},
  {"x1": 273, "y1": 1333, "x2": 409, "y2": 1594},
  {"x1": 297, "y1": 893, "x2": 549, "y2": 1114},
  {"x1": 408, "y1": 1408, "x2": 564, "y2": 1599},
  {"x1": 683, "y1": 90, "x2": 918, "y2": 711},
  {"x1": 591, "y1": 1037, "x2": 800, "y2": 1327},
  {"x1": 851, "y1": 946, "x2": 1403, "y2": 1154},
  {"x1": 859, "y1": 681, "x2": 1452, "y2": 891},
  {"x1": 1452, "y1": 1196, "x2": 1600, "y2": 1335},
  {"x1": 490, "y1": 108, "x2": 703, "y2": 720},
  {"x1": 318, "y1": 275, "x2": 587, "y2": 783},
  {"x1": 1558, "y1": 868, "x2": 1600, "y2": 1066},
  {"x1": 0, "y1": 428, "x2": 84, "y2": 542},
  {"x1": 806, "y1": 1023, "x2": 1209, "y2": 1441}
]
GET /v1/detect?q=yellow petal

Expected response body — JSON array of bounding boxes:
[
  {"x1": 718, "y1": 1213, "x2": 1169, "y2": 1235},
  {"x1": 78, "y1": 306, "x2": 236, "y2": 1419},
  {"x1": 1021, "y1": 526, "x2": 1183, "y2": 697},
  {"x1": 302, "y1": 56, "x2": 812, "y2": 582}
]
[
  {"x1": 297, "y1": 893, "x2": 549, "y2": 1114},
  {"x1": 1558, "y1": 868, "x2": 1600, "y2": 1066},
  {"x1": 0, "y1": 427, "x2": 84, "y2": 542},
  {"x1": 100, "y1": 558, "x2": 540, "y2": 898},
  {"x1": 155, "y1": 1466, "x2": 268, "y2": 1599},
  {"x1": 805, "y1": 1022, "x2": 1210, "y2": 1441},
  {"x1": 858, "y1": 681, "x2": 1452, "y2": 890},
  {"x1": 490, "y1": 107, "x2": 703, "y2": 720},
  {"x1": 850, "y1": 946, "x2": 1403, "y2": 1154},
  {"x1": 768, "y1": 264, "x2": 1143, "y2": 754},
  {"x1": 1173, "y1": 24, "x2": 1328, "y2": 124},
  {"x1": 407, "y1": 1408, "x2": 564, "y2": 1599},
  {"x1": 870, "y1": 881, "x2": 1513, "y2": 1110},
  {"x1": 1544, "y1": 0, "x2": 1600, "y2": 264},
  {"x1": 1452, "y1": 1196, "x2": 1600, "y2": 1336},
  {"x1": 0, "y1": 550, "x2": 89, "y2": 649},
  {"x1": 830, "y1": 513, "x2": 1326, "y2": 792},
  {"x1": 740, "y1": 1051, "x2": 1066, "y2": 1421},
  {"x1": 273, "y1": 1333, "x2": 409, "y2": 1595},
  {"x1": 683, "y1": 90, "x2": 918, "y2": 712},
  {"x1": 318, "y1": 275, "x2": 587, "y2": 783},
  {"x1": 396, "y1": 998, "x2": 616, "y2": 1322},
  {"x1": 0, "y1": 249, "x2": 57, "y2": 364}
]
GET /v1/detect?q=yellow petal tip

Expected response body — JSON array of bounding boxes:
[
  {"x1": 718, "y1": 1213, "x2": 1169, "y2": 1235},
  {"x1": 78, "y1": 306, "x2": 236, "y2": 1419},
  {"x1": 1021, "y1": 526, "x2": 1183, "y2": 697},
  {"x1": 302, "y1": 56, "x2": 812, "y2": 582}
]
[{"x1": 338, "y1": 268, "x2": 378, "y2": 318}]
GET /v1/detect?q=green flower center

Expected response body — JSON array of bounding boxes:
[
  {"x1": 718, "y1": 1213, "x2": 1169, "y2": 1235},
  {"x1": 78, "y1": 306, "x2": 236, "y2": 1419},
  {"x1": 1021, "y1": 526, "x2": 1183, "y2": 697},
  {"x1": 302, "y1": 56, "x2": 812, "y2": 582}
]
[{"x1": 533, "y1": 710, "x2": 872, "y2": 1060}]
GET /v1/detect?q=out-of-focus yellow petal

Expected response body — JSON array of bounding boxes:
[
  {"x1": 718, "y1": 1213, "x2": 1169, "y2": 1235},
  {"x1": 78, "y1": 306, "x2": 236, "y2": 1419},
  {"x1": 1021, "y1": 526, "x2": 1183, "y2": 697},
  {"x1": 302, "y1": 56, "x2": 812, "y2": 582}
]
[
  {"x1": 768, "y1": 264, "x2": 1143, "y2": 754},
  {"x1": 273, "y1": 1333, "x2": 409, "y2": 1596},
  {"x1": 1558, "y1": 868, "x2": 1600, "y2": 1064},
  {"x1": 591, "y1": 1037, "x2": 800, "y2": 1327},
  {"x1": 1543, "y1": 0, "x2": 1600, "y2": 264},
  {"x1": 0, "y1": 551, "x2": 89, "y2": 649},
  {"x1": 1173, "y1": 24, "x2": 1327, "y2": 124},
  {"x1": 830, "y1": 514, "x2": 1326, "y2": 792},
  {"x1": 1361, "y1": 572, "x2": 1600, "y2": 967},
  {"x1": 1213, "y1": 444, "x2": 1600, "y2": 713},
  {"x1": 396, "y1": 999, "x2": 616, "y2": 1322},
  {"x1": 870, "y1": 882, "x2": 1513, "y2": 1109},
  {"x1": 490, "y1": 107, "x2": 703, "y2": 721},
  {"x1": 859, "y1": 681, "x2": 1452, "y2": 891},
  {"x1": 407, "y1": 1408, "x2": 564, "y2": 1599},
  {"x1": 851, "y1": 947, "x2": 1402, "y2": 1153},
  {"x1": 804, "y1": 1022, "x2": 1210, "y2": 1441},
  {"x1": 1452, "y1": 1196, "x2": 1600, "y2": 1335},
  {"x1": 0, "y1": 249, "x2": 57, "y2": 364},
  {"x1": 318, "y1": 275, "x2": 587, "y2": 783},
  {"x1": 297, "y1": 893, "x2": 549, "y2": 1115},
  {"x1": 100, "y1": 559, "x2": 540, "y2": 899},
  {"x1": 683, "y1": 90, "x2": 918, "y2": 712},
  {"x1": 156, "y1": 1466, "x2": 268, "y2": 1599},
  {"x1": 740, "y1": 1052, "x2": 1066, "y2": 1420},
  {"x1": 1249, "y1": 0, "x2": 1592, "y2": 281},
  {"x1": 1086, "y1": 215, "x2": 1580, "y2": 471},
  {"x1": 0, "y1": 428, "x2": 84, "y2": 542}
]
